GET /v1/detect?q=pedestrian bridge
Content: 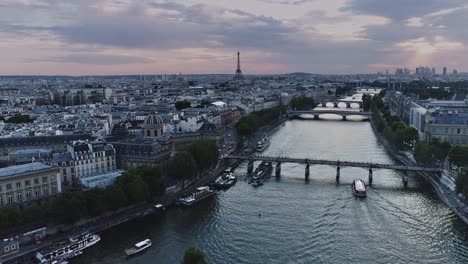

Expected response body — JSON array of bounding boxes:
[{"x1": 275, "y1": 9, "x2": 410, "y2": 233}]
[
  {"x1": 224, "y1": 155, "x2": 442, "y2": 185},
  {"x1": 287, "y1": 110, "x2": 372, "y2": 120}
]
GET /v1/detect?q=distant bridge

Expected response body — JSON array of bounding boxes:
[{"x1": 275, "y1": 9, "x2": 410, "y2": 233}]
[
  {"x1": 318, "y1": 101, "x2": 362, "y2": 108},
  {"x1": 224, "y1": 155, "x2": 442, "y2": 185},
  {"x1": 287, "y1": 109, "x2": 372, "y2": 120}
]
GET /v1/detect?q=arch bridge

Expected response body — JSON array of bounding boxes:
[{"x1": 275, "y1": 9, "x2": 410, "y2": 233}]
[
  {"x1": 318, "y1": 101, "x2": 363, "y2": 109},
  {"x1": 287, "y1": 109, "x2": 372, "y2": 121}
]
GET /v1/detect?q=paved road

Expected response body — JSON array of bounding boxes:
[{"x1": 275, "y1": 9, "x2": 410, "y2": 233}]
[{"x1": 369, "y1": 115, "x2": 468, "y2": 224}]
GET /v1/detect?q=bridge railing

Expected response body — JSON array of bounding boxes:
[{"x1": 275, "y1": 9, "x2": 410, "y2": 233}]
[{"x1": 224, "y1": 155, "x2": 442, "y2": 173}]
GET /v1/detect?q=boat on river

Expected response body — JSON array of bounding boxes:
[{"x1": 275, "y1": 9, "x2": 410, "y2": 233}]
[
  {"x1": 352, "y1": 179, "x2": 367, "y2": 197},
  {"x1": 256, "y1": 137, "x2": 270, "y2": 152},
  {"x1": 36, "y1": 232, "x2": 99, "y2": 263},
  {"x1": 176, "y1": 186, "x2": 215, "y2": 206},
  {"x1": 250, "y1": 161, "x2": 273, "y2": 186},
  {"x1": 213, "y1": 172, "x2": 237, "y2": 190},
  {"x1": 51, "y1": 260, "x2": 69, "y2": 264},
  {"x1": 125, "y1": 239, "x2": 152, "y2": 256}
]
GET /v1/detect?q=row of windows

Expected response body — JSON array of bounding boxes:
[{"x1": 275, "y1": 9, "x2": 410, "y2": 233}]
[
  {"x1": 0, "y1": 184, "x2": 57, "y2": 206},
  {"x1": 77, "y1": 164, "x2": 116, "y2": 177},
  {"x1": 74, "y1": 151, "x2": 108, "y2": 160},
  {"x1": 431, "y1": 126, "x2": 468, "y2": 135},
  {"x1": 74, "y1": 156, "x2": 114, "y2": 165},
  {"x1": 0, "y1": 176, "x2": 54, "y2": 192},
  {"x1": 3, "y1": 242, "x2": 18, "y2": 253}
]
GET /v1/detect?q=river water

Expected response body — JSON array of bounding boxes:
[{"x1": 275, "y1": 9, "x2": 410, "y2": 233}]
[{"x1": 74, "y1": 119, "x2": 468, "y2": 264}]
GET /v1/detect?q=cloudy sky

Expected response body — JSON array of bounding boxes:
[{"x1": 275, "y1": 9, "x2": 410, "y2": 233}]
[{"x1": 1, "y1": 0, "x2": 468, "y2": 75}]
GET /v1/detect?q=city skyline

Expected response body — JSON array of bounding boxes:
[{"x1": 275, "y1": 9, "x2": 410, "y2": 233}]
[{"x1": 1, "y1": 0, "x2": 468, "y2": 75}]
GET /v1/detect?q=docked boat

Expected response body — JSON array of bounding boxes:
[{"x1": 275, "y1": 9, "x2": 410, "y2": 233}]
[
  {"x1": 250, "y1": 161, "x2": 273, "y2": 186},
  {"x1": 256, "y1": 137, "x2": 271, "y2": 152},
  {"x1": 214, "y1": 173, "x2": 237, "y2": 190},
  {"x1": 51, "y1": 260, "x2": 69, "y2": 264},
  {"x1": 154, "y1": 203, "x2": 165, "y2": 211},
  {"x1": 176, "y1": 186, "x2": 215, "y2": 206},
  {"x1": 352, "y1": 179, "x2": 367, "y2": 197},
  {"x1": 125, "y1": 239, "x2": 152, "y2": 256},
  {"x1": 36, "y1": 232, "x2": 99, "y2": 263}
]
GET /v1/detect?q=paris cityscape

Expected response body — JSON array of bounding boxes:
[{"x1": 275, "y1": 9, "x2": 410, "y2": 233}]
[{"x1": 1, "y1": 1, "x2": 468, "y2": 263}]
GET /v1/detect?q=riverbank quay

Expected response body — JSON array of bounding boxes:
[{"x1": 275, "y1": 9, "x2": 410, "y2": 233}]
[
  {"x1": 2, "y1": 115, "x2": 282, "y2": 264},
  {"x1": 245, "y1": 117, "x2": 286, "y2": 152},
  {"x1": 2, "y1": 156, "x2": 240, "y2": 264},
  {"x1": 369, "y1": 114, "x2": 468, "y2": 225}
]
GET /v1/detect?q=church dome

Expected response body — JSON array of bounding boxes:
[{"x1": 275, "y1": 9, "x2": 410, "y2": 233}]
[{"x1": 144, "y1": 113, "x2": 164, "y2": 127}]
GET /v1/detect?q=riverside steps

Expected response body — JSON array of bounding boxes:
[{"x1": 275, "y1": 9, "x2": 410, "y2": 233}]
[{"x1": 225, "y1": 155, "x2": 442, "y2": 183}]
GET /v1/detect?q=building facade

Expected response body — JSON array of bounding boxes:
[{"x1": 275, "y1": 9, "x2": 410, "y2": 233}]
[
  {"x1": 0, "y1": 163, "x2": 61, "y2": 207},
  {"x1": 111, "y1": 113, "x2": 175, "y2": 169},
  {"x1": 67, "y1": 140, "x2": 117, "y2": 185},
  {"x1": 425, "y1": 109, "x2": 468, "y2": 145}
]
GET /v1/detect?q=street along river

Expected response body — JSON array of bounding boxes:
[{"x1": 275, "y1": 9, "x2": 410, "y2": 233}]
[{"x1": 75, "y1": 119, "x2": 468, "y2": 264}]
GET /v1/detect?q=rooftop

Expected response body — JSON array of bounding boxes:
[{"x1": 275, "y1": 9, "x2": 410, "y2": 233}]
[{"x1": 0, "y1": 162, "x2": 51, "y2": 178}]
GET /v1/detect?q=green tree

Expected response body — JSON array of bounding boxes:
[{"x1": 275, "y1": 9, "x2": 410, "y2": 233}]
[
  {"x1": 50, "y1": 193, "x2": 86, "y2": 223},
  {"x1": 104, "y1": 184, "x2": 128, "y2": 210},
  {"x1": 186, "y1": 139, "x2": 219, "y2": 172},
  {"x1": 235, "y1": 106, "x2": 283, "y2": 137},
  {"x1": 21, "y1": 203, "x2": 46, "y2": 224},
  {"x1": 455, "y1": 170, "x2": 468, "y2": 197},
  {"x1": 236, "y1": 122, "x2": 251, "y2": 137},
  {"x1": 127, "y1": 175, "x2": 150, "y2": 203},
  {"x1": 362, "y1": 94, "x2": 372, "y2": 111},
  {"x1": 414, "y1": 142, "x2": 434, "y2": 164},
  {"x1": 0, "y1": 209, "x2": 9, "y2": 229},
  {"x1": 136, "y1": 166, "x2": 165, "y2": 197},
  {"x1": 401, "y1": 126, "x2": 418, "y2": 148},
  {"x1": 176, "y1": 100, "x2": 191, "y2": 111},
  {"x1": 5, "y1": 114, "x2": 34, "y2": 124},
  {"x1": 449, "y1": 145, "x2": 468, "y2": 167},
  {"x1": 168, "y1": 151, "x2": 197, "y2": 181},
  {"x1": 290, "y1": 96, "x2": 316, "y2": 110},
  {"x1": 182, "y1": 247, "x2": 207, "y2": 264},
  {"x1": 115, "y1": 173, "x2": 150, "y2": 204},
  {"x1": 429, "y1": 139, "x2": 451, "y2": 161},
  {"x1": 84, "y1": 189, "x2": 106, "y2": 217}
]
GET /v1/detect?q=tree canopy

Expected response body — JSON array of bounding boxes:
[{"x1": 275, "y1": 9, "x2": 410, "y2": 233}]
[
  {"x1": 370, "y1": 93, "x2": 418, "y2": 150},
  {"x1": 448, "y1": 146, "x2": 468, "y2": 167},
  {"x1": 176, "y1": 100, "x2": 191, "y2": 111},
  {"x1": 182, "y1": 247, "x2": 207, "y2": 264},
  {"x1": 414, "y1": 139, "x2": 451, "y2": 165},
  {"x1": 290, "y1": 96, "x2": 316, "y2": 110},
  {"x1": 186, "y1": 139, "x2": 219, "y2": 172},
  {"x1": 455, "y1": 170, "x2": 468, "y2": 198},
  {"x1": 169, "y1": 151, "x2": 198, "y2": 180},
  {"x1": 0, "y1": 139, "x2": 220, "y2": 230},
  {"x1": 0, "y1": 165, "x2": 165, "y2": 229},
  {"x1": 4, "y1": 114, "x2": 34, "y2": 124},
  {"x1": 235, "y1": 106, "x2": 284, "y2": 137}
]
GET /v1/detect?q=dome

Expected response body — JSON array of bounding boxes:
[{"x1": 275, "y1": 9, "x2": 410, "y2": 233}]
[{"x1": 144, "y1": 113, "x2": 164, "y2": 127}]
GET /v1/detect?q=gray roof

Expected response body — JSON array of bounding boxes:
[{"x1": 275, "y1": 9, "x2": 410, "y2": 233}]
[
  {"x1": 10, "y1": 149, "x2": 51, "y2": 155},
  {"x1": 0, "y1": 162, "x2": 51, "y2": 178}
]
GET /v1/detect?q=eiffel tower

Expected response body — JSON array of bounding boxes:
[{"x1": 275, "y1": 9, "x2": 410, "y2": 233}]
[{"x1": 234, "y1": 51, "x2": 244, "y2": 80}]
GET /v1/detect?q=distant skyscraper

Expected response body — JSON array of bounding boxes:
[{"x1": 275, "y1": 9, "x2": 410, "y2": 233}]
[
  {"x1": 234, "y1": 51, "x2": 244, "y2": 80},
  {"x1": 432, "y1": 67, "x2": 436, "y2": 75},
  {"x1": 443, "y1": 67, "x2": 447, "y2": 76}
]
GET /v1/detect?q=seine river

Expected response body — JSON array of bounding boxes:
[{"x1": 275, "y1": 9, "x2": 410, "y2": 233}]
[{"x1": 74, "y1": 118, "x2": 468, "y2": 264}]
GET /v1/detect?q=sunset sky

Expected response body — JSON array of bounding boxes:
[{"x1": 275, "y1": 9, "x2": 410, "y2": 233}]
[{"x1": 1, "y1": 0, "x2": 468, "y2": 75}]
